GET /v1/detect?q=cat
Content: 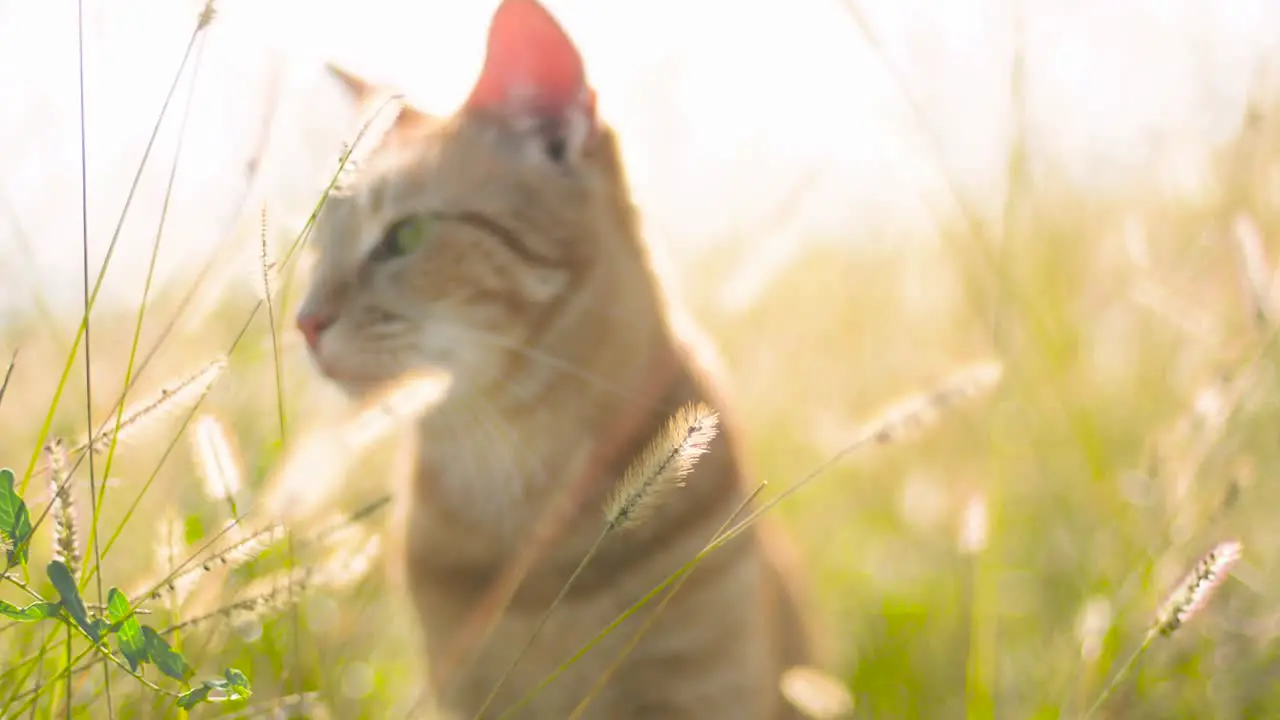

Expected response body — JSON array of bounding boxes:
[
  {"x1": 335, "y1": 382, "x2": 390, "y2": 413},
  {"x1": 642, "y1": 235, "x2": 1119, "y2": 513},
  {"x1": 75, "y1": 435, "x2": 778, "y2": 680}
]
[{"x1": 296, "y1": 1, "x2": 816, "y2": 717}]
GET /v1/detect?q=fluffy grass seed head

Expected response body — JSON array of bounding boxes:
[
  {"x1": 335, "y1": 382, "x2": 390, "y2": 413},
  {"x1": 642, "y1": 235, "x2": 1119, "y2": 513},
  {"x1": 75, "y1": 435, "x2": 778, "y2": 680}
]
[
  {"x1": 605, "y1": 402, "x2": 720, "y2": 531},
  {"x1": 262, "y1": 369, "x2": 451, "y2": 524},
  {"x1": 173, "y1": 522, "x2": 385, "y2": 639},
  {"x1": 144, "y1": 520, "x2": 285, "y2": 604},
  {"x1": 191, "y1": 414, "x2": 243, "y2": 503},
  {"x1": 45, "y1": 438, "x2": 80, "y2": 575},
  {"x1": 780, "y1": 665, "x2": 854, "y2": 719},
  {"x1": 254, "y1": 205, "x2": 278, "y2": 304},
  {"x1": 1230, "y1": 214, "x2": 1275, "y2": 327},
  {"x1": 78, "y1": 357, "x2": 227, "y2": 456},
  {"x1": 175, "y1": 567, "x2": 311, "y2": 638},
  {"x1": 868, "y1": 361, "x2": 1003, "y2": 446},
  {"x1": 196, "y1": 0, "x2": 217, "y2": 30},
  {"x1": 311, "y1": 525, "x2": 383, "y2": 590},
  {"x1": 1076, "y1": 595, "x2": 1113, "y2": 663},
  {"x1": 958, "y1": 493, "x2": 988, "y2": 555},
  {"x1": 1153, "y1": 539, "x2": 1243, "y2": 638}
]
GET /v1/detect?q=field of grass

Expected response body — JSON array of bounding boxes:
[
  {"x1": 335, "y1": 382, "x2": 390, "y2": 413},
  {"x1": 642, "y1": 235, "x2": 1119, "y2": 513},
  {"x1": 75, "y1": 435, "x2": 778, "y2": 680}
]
[{"x1": 4, "y1": 9, "x2": 1280, "y2": 720}]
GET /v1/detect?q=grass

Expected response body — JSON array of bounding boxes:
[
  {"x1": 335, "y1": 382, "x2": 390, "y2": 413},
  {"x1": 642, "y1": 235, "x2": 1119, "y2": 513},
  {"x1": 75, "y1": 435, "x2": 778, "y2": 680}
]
[{"x1": 2, "y1": 1, "x2": 1280, "y2": 718}]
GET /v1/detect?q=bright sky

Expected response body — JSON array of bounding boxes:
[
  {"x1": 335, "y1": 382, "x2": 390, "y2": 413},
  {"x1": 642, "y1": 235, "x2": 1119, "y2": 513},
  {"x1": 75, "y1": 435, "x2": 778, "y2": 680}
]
[{"x1": 1, "y1": 0, "x2": 1278, "y2": 318}]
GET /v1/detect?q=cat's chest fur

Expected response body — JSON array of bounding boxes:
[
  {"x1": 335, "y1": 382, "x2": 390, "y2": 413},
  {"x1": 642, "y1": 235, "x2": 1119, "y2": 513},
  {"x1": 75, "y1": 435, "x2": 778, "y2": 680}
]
[
  {"x1": 406, "y1": 393, "x2": 619, "y2": 552},
  {"x1": 399, "y1": 382, "x2": 792, "y2": 720}
]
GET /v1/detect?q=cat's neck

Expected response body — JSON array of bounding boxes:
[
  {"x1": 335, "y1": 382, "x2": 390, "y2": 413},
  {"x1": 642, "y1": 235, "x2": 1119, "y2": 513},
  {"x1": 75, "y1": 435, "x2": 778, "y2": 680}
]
[{"x1": 411, "y1": 313, "x2": 685, "y2": 542}]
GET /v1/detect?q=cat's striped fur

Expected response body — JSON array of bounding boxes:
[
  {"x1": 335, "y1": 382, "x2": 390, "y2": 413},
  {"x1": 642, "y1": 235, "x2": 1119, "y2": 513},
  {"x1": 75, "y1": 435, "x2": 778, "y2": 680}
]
[{"x1": 297, "y1": 2, "x2": 815, "y2": 717}]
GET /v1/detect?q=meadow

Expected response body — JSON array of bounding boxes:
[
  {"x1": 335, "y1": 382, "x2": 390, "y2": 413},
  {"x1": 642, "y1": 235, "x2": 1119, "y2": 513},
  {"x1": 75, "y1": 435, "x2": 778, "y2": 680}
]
[{"x1": 2, "y1": 3, "x2": 1280, "y2": 719}]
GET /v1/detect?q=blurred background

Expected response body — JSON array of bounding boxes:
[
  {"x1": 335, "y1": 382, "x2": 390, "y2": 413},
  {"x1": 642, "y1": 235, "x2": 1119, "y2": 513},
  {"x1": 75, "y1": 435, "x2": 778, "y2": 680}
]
[{"x1": 1, "y1": 0, "x2": 1279, "y2": 716}]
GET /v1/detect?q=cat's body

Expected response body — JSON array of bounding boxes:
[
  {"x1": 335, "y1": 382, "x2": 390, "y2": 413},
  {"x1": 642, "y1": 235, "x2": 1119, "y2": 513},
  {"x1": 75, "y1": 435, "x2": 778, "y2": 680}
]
[
  {"x1": 408, "y1": 338, "x2": 812, "y2": 719},
  {"x1": 297, "y1": 1, "x2": 814, "y2": 717}
]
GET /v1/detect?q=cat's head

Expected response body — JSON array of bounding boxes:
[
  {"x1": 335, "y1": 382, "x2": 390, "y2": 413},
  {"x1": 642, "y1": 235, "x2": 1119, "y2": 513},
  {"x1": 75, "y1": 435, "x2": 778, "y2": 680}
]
[{"x1": 298, "y1": 0, "x2": 648, "y2": 399}]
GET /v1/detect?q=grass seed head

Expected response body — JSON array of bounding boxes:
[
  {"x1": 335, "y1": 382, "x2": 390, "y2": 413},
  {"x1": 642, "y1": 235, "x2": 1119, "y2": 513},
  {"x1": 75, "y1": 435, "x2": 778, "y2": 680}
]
[
  {"x1": 1153, "y1": 539, "x2": 1243, "y2": 638},
  {"x1": 45, "y1": 438, "x2": 80, "y2": 575},
  {"x1": 605, "y1": 402, "x2": 720, "y2": 531}
]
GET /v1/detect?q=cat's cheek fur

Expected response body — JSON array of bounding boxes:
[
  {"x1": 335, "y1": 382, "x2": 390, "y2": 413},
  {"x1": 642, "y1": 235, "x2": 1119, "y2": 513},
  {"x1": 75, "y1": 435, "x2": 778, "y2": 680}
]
[{"x1": 414, "y1": 322, "x2": 504, "y2": 390}]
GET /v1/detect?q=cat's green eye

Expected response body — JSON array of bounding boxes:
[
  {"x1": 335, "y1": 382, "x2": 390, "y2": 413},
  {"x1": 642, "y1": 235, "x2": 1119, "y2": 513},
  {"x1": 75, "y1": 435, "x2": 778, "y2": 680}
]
[{"x1": 371, "y1": 215, "x2": 433, "y2": 262}]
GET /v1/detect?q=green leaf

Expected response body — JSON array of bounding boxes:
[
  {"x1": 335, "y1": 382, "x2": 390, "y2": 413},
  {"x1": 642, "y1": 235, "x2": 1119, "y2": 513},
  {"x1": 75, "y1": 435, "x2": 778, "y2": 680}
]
[
  {"x1": 183, "y1": 514, "x2": 204, "y2": 545},
  {"x1": 104, "y1": 587, "x2": 129, "y2": 626},
  {"x1": 0, "y1": 599, "x2": 60, "y2": 621},
  {"x1": 176, "y1": 684, "x2": 213, "y2": 710},
  {"x1": 106, "y1": 588, "x2": 147, "y2": 672},
  {"x1": 0, "y1": 468, "x2": 32, "y2": 568},
  {"x1": 174, "y1": 669, "x2": 252, "y2": 710},
  {"x1": 142, "y1": 625, "x2": 192, "y2": 681},
  {"x1": 222, "y1": 667, "x2": 251, "y2": 697},
  {"x1": 47, "y1": 560, "x2": 98, "y2": 642}
]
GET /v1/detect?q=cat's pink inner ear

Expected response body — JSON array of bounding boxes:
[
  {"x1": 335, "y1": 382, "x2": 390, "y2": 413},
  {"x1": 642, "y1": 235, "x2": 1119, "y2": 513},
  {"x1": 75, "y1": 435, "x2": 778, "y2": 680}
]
[{"x1": 465, "y1": 0, "x2": 594, "y2": 119}]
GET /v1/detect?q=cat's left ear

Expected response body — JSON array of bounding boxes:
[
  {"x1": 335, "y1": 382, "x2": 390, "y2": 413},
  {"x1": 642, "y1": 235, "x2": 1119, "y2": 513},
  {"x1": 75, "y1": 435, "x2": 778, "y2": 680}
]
[
  {"x1": 328, "y1": 64, "x2": 376, "y2": 102},
  {"x1": 464, "y1": 0, "x2": 597, "y2": 163},
  {"x1": 326, "y1": 63, "x2": 433, "y2": 130},
  {"x1": 327, "y1": 63, "x2": 392, "y2": 110}
]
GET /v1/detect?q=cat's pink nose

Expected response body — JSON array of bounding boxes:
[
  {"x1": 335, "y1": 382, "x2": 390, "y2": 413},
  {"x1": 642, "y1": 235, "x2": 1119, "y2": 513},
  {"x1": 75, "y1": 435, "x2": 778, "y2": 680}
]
[{"x1": 296, "y1": 312, "x2": 334, "y2": 349}]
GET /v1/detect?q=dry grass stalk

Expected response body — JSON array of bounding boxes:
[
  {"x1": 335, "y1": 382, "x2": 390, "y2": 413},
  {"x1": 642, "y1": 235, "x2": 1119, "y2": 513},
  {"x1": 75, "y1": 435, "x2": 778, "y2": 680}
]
[
  {"x1": 204, "y1": 522, "x2": 286, "y2": 571},
  {"x1": 1147, "y1": 367, "x2": 1258, "y2": 533},
  {"x1": 1130, "y1": 278, "x2": 1220, "y2": 345},
  {"x1": 261, "y1": 369, "x2": 450, "y2": 524},
  {"x1": 76, "y1": 357, "x2": 228, "y2": 456},
  {"x1": 344, "y1": 369, "x2": 452, "y2": 448},
  {"x1": 0, "y1": 349, "x2": 16, "y2": 410},
  {"x1": 605, "y1": 402, "x2": 719, "y2": 530},
  {"x1": 308, "y1": 524, "x2": 383, "y2": 591},
  {"x1": 44, "y1": 439, "x2": 80, "y2": 575},
  {"x1": 142, "y1": 522, "x2": 285, "y2": 603},
  {"x1": 866, "y1": 362, "x2": 1003, "y2": 446},
  {"x1": 170, "y1": 568, "x2": 311, "y2": 636},
  {"x1": 254, "y1": 205, "x2": 278, "y2": 304},
  {"x1": 1230, "y1": 214, "x2": 1274, "y2": 328},
  {"x1": 171, "y1": 527, "x2": 382, "y2": 636}
]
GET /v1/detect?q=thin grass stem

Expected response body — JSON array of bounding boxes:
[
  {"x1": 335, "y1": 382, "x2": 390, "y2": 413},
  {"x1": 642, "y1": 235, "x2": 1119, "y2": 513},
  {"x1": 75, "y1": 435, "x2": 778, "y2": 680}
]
[
  {"x1": 17, "y1": 10, "x2": 211, "y2": 498},
  {"x1": 566, "y1": 481, "x2": 768, "y2": 719}
]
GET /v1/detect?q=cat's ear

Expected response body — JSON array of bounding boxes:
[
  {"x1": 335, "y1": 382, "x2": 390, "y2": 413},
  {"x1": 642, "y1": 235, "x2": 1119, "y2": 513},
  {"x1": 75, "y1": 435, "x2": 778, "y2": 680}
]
[
  {"x1": 327, "y1": 63, "x2": 383, "y2": 107},
  {"x1": 464, "y1": 0, "x2": 596, "y2": 161},
  {"x1": 326, "y1": 63, "x2": 435, "y2": 134}
]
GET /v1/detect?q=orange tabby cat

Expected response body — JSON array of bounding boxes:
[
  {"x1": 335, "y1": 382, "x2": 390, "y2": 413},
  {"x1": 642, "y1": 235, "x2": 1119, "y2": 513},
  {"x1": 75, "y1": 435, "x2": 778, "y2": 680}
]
[{"x1": 297, "y1": 1, "x2": 814, "y2": 717}]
